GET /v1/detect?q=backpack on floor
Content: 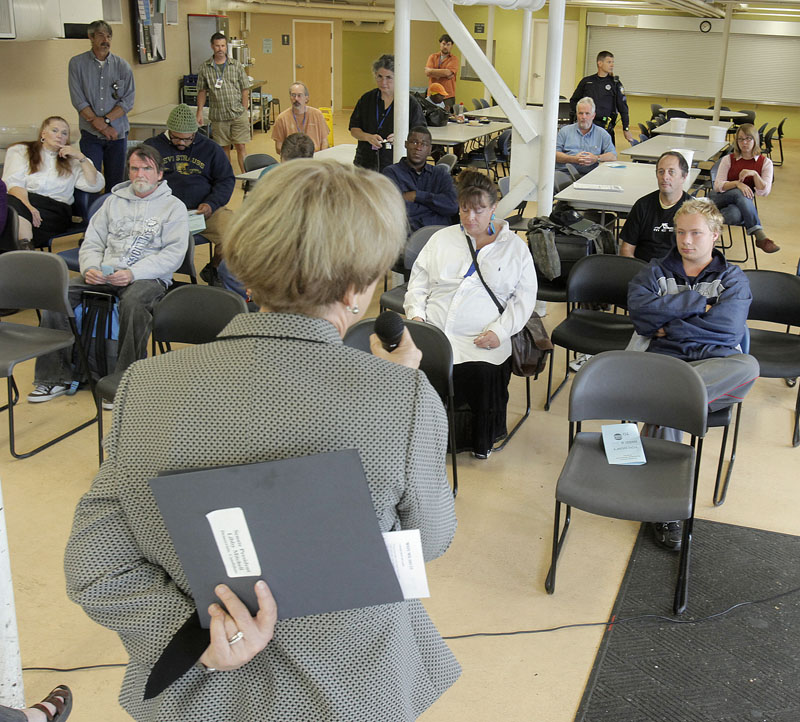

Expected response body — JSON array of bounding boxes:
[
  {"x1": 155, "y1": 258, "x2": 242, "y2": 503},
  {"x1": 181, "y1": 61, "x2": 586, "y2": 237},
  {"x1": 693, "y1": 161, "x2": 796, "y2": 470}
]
[{"x1": 72, "y1": 290, "x2": 119, "y2": 385}]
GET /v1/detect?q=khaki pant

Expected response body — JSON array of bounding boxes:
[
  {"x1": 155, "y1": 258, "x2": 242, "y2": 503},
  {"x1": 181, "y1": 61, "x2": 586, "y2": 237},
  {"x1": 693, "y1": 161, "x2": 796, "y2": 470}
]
[{"x1": 200, "y1": 207, "x2": 234, "y2": 247}]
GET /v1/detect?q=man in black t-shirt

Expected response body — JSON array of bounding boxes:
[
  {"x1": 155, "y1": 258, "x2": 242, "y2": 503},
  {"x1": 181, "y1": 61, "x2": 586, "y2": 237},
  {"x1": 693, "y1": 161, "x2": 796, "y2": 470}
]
[{"x1": 620, "y1": 151, "x2": 691, "y2": 262}]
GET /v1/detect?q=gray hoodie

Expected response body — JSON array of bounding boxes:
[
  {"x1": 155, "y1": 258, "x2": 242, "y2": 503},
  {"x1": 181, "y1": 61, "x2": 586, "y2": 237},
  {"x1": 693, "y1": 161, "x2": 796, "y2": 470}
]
[{"x1": 80, "y1": 180, "x2": 189, "y2": 287}]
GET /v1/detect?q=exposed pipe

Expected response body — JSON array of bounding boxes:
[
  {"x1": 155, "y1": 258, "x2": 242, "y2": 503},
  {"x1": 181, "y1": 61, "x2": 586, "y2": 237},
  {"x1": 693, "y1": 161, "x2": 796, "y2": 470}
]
[
  {"x1": 713, "y1": 3, "x2": 734, "y2": 122},
  {"x1": 517, "y1": 10, "x2": 533, "y2": 106},
  {"x1": 220, "y1": 1, "x2": 394, "y2": 23},
  {"x1": 484, "y1": 6, "x2": 495, "y2": 102},
  {"x1": 344, "y1": 19, "x2": 395, "y2": 33},
  {"x1": 538, "y1": 0, "x2": 566, "y2": 217},
  {"x1": 394, "y1": 0, "x2": 411, "y2": 163},
  {"x1": 456, "y1": 0, "x2": 546, "y2": 10}
]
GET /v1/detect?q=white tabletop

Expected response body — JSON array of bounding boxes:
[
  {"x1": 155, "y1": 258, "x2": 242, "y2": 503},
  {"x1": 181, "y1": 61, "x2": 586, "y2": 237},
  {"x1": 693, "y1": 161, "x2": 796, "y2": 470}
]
[
  {"x1": 661, "y1": 107, "x2": 747, "y2": 121},
  {"x1": 620, "y1": 135, "x2": 729, "y2": 164},
  {"x1": 464, "y1": 104, "x2": 540, "y2": 121},
  {"x1": 554, "y1": 161, "x2": 701, "y2": 213},
  {"x1": 429, "y1": 121, "x2": 510, "y2": 146},
  {"x1": 129, "y1": 104, "x2": 210, "y2": 127},
  {"x1": 234, "y1": 144, "x2": 358, "y2": 180},
  {"x1": 652, "y1": 118, "x2": 732, "y2": 139}
]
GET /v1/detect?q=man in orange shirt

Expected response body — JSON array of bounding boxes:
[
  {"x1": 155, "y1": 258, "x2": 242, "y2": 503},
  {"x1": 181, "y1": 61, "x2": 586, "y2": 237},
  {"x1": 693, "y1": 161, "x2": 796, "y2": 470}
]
[
  {"x1": 425, "y1": 34, "x2": 458, "y2": 111},
  {"x1": 271, "y1": 82, "x2": 330, "y2": 155}
]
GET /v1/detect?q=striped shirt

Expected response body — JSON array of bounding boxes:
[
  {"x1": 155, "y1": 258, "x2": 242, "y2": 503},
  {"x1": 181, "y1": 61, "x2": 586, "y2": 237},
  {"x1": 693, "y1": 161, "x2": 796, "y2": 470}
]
[
  {"x1": 196, "y1": 57, "x2": 249, "y2": 122},
  {"x1": 68, "y1": 50, "x2": 135, "y2": 138}
]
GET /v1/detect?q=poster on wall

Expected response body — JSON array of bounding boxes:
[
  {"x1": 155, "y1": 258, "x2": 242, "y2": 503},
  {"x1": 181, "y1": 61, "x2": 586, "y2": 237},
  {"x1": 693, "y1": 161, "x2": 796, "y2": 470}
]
[{"x1": 133, "y1": 0, "x2": 166, "y2": 64}]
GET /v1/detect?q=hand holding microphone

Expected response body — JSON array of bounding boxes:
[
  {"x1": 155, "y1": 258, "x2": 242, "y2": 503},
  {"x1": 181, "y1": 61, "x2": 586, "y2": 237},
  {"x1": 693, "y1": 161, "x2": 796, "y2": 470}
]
[{"x1": 369, "y1": 310, "x2": 422, "y2": 369}]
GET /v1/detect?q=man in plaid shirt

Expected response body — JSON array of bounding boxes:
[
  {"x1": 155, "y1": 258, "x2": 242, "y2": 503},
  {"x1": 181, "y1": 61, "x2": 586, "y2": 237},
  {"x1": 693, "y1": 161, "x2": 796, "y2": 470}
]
[{"x1": 196, "y1": 32, "x2": 251, "y2": 173}]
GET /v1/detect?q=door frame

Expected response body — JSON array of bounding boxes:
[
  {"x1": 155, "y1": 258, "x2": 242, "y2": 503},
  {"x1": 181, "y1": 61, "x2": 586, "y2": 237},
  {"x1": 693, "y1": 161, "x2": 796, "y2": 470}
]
[
  {"x1": 292, "y1": 19, "x2": 335, "y2": 110},
  {"x1": 527, "y1": 20, "x2": 579, "y2": 103}
]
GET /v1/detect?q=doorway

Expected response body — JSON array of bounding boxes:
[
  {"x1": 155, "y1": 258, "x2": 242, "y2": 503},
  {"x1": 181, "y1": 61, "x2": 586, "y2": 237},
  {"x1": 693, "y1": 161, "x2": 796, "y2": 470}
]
[
  {"x1": 292, "y1": 20, "x2": 334, "y2": 108},
  {"x1": 528, "y1": 20, "x2": 579, "y2": 104}
]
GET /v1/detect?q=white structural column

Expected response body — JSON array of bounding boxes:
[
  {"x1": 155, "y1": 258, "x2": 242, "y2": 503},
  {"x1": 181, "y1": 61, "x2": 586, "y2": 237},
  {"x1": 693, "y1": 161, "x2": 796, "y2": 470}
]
[
  {"x1": 537, "y1": 0, "x2": 566, "y2": 216},
  {"x1": 394, "y1": 0, "x2": 412, "y2": 162},
  {"x1": 712, "y1": 4, "x2": 734, "y2": 125},
  {"x1": 483, "y1": 5, "x2": 495, "y2": 103},
  {"x1": 517, "y1": 10, "x2": 533, "y2": 106},
  {"x1": 0, "y1": 481, "x2": 24, "y2": 708}
]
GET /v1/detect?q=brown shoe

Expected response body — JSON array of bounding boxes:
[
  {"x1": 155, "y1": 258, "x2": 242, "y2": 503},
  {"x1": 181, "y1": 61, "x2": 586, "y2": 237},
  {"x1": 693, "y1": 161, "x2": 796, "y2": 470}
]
[{"x1": 756, "y1": 237, "x2": 780, "y2": 253}]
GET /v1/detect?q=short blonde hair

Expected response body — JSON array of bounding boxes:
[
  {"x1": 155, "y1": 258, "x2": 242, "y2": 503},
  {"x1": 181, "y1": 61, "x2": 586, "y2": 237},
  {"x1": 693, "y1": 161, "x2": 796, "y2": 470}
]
[
  {"x1": 734, "y1": 123, "x2": 760, "y2": 157},
  {"x1": 674, "y1": 197, "x2": 724, "y2": 237},
  {"x1": 226, "y1": 159, "x2": 406, "y2": 314}
]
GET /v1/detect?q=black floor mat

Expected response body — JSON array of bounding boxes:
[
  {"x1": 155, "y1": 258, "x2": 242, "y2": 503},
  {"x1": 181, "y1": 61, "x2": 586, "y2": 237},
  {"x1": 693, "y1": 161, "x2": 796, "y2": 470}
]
[{"x1": 575, "y1": 519, "x2": 800, "y2": 722}]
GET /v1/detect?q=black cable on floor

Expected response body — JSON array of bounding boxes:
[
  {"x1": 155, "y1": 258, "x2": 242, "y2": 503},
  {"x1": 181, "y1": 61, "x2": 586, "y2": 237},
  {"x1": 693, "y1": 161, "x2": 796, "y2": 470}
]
[{"x1": 23, "y1": 663, "x2": 127, "y2": 672}]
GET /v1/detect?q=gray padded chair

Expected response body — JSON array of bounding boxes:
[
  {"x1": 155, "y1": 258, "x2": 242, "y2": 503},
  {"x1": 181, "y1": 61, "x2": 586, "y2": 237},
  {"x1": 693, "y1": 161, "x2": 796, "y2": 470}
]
[
  {"x1": 95, "y1": 285, "x2": 248, "y2": 462},
  {"x1": 544, "y1": 350, "x2": 708, "y2": 615},
  {"x1": 380, "y1": 225, "x2": 446, "y2": 314},
  {"x1": 344, "y1": 317, "x2": 458, "y2": 497},
  {"x1": 436, "y1": 153, "x2": 458, "y2": 174},
  {"x1": 743, "y1": 270, "x2": 800, "y2": 448},
  {"x1": 0, "y1": 251, "x2": 97, "y2": 458},
  {"x1": 242, "y1": 153, "x2": 278, "y2": 195}
]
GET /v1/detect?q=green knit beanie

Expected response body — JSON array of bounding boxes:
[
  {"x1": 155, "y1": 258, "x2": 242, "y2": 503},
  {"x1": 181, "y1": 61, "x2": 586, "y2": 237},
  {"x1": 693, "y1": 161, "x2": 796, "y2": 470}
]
[{"x1": 167, "y1": 104, "x2": 199, "y2": 133}]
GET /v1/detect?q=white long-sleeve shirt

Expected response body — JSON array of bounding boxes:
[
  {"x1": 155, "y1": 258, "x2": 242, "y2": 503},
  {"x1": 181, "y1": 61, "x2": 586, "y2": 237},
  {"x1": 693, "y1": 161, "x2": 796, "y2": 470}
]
[
  {"x1": 404, "y1": 222, "x2": 537, "y2": 365},
  {"x1": 2, "y1": 144, "x2": 104, "y2": 205}
]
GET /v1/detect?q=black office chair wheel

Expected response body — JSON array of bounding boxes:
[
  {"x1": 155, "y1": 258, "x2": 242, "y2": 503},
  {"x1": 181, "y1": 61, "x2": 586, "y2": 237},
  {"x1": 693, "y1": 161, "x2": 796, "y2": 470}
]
[{"x1": 786, "y1": 377, "x2": 797, "y2": 388}]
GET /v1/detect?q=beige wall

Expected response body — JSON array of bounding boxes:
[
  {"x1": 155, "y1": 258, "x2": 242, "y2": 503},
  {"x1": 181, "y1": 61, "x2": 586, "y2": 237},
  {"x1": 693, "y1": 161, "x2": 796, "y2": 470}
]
[{"x1": 0, "y1": 0, "x2": 212, "y2": 135}]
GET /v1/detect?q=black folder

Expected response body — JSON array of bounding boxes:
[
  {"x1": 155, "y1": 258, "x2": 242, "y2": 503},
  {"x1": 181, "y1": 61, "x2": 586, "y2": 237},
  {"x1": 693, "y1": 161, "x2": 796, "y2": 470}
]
[{"x1": 149, "y1": 449, "x2": 404, "y2": 627}]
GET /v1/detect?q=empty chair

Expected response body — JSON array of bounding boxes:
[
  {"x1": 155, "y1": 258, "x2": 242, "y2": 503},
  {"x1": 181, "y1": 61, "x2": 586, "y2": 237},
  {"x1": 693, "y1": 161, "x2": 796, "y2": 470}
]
[
  {"x1": 650, "y1": 103, "x2": 663, "y2": 120},
  {"x1": 638, "y1": 122, "x2": 650, "y2": 138},
  {"x1": 757, "y1": 121, "x2": 768, "y2": 138},
  {"x1": 666, "y1": 109, "x2": 689, "y2": 119},
  {"x1": 0, "y1": 251, "x2": 97, "y2": 458},
  {"x1": 472, "y1": 98, "x2": 482, "y2": 111},
  {"x1": 344, "y1": 317, "x2": 458, "y2": 496},
  {"x1": 743, "y1": 269, "x2": 800, "y2": 447},
  {"x1": 480, "y1": 98, "x2": 490, "y2": 109},
  {"x1": 460, "y1": 137, "x2": 500, "y2": 179},
  {"x1": 762, "y1": 127, "x2": 777, "y2": 158},
  {"x1": 495, "y1": 129, "x2": 512, "y2": 175},
  {"x1": 498, "y1": 176, "x2": 528, "y2": 233},
  {"x1": 735, "y1": 109, "x2": 756, "y2": 125},
  {"x1": 544, "y1": 350, "x2": 708, "y2": 615},
  {"x1": 774, "y1": 117, "x2": 787, "y2": 166},
  {"x1": 436, "y1": 153, "x2": 458, "y2": 173},
  {"x1": 545, "y1": 254, "x2": 647, "y2": 410},
  {"x1": 96, "y1": 285, "x2": 248, "y2": 461},
  {"x1": 242, "y1": 153, "x2": 278, "y2": 195}
]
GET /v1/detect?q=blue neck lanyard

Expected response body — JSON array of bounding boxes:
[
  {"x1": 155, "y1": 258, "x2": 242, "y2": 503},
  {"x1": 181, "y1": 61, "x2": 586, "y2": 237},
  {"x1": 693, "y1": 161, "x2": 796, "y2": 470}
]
[
  {"x1": 292, "y1": 111, "x2": 308, "y2": 133},
  {"x1": 376, "y1": 100, "x2": 392, "y2": 131},
  {"x1": 214, "y1": 61, "x2": 227, "y2": 79}
]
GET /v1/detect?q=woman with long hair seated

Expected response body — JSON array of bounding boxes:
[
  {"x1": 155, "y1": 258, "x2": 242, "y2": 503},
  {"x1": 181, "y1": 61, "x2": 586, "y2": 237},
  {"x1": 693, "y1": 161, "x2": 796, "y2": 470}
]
[
  {"x1": 2, "y1": 115, "x2": 104, "y2": 248},
  {"x1": 711, "y1": 122, "x2": 779, "y2": 254},
  {"x1": 405, "y1": 170, "x2": 538, "y2": 459},
  {"x1": 64, "y1": 159, "x2": 459, "y2": 722}
]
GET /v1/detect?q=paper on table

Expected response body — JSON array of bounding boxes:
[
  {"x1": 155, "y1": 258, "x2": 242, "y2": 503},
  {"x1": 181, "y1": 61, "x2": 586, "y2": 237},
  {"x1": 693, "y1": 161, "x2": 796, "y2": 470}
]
[
  {"x1": 383, "y1": 530, "x2": 430, "y2": 599},
  {"x1": 602, "y1": 423, "x2": 647, "y2": 465}
]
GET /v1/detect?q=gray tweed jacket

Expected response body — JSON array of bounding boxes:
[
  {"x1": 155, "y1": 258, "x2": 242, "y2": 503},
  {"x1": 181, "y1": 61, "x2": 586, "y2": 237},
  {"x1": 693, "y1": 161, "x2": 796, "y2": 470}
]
[{"x1": 65, "y1": 312, "x2": 460, "y2": 721}]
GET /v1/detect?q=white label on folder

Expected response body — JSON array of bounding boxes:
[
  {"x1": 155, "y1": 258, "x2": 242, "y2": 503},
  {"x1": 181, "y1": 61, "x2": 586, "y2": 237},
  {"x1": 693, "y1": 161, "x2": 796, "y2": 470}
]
[
  {"x1": 382, "y1": 529, "x2": 430, "y2": 599},
  {"x1": 206, "y1": 508, "x2": 262, "y2": 578}
]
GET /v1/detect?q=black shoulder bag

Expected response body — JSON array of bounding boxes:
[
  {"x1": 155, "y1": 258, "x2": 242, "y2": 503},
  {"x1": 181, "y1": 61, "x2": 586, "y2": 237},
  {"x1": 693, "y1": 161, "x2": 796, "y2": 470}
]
[{"x1": 464, "y1": 233, "x2": 552, "y2": 377}]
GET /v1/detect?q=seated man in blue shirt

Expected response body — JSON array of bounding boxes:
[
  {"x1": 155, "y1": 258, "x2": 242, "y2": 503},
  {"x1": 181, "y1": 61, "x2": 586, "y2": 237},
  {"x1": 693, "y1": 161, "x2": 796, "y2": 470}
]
[
  {"x1": 554, "y1": 97, "x2": 616, "y2": 192},
  {"x1": 627, "y1": 197, "x2": 759, "y2": 551},
  {"x1": 381, "y1": 126, "x2": 458, "y2": 232}
]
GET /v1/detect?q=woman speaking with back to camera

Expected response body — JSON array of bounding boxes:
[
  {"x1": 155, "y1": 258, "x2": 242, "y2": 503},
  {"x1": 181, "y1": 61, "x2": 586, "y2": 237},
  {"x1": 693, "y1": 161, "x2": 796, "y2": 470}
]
[{"x1": 64, "y1": 159, "x2": 460, "y2": 722}]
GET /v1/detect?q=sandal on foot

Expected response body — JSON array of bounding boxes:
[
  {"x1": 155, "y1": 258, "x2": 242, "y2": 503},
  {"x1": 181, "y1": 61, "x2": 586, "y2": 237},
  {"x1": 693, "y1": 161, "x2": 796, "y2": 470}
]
[{"x1": 31, "y1": 685, "x2": 72, "y2": 722}]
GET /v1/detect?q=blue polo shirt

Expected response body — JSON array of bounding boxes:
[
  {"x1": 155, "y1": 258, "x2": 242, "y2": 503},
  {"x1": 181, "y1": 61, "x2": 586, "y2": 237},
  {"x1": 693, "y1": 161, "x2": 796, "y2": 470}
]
[{"x1": 555, "y1": 123, "x2": 615, "y2": 175}]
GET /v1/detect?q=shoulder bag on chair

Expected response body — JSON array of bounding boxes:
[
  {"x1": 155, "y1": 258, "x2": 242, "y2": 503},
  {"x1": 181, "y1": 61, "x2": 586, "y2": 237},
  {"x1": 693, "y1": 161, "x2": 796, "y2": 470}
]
[{"x1": 464, "y1": 234, "x2": 553, "y2": 377}]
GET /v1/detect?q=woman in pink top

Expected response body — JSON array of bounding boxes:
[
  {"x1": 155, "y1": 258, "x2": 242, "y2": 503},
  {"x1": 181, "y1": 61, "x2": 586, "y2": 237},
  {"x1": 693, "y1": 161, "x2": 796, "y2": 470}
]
[{"x1": 711, "y1": 123, "x2": 778, "y2": 253}]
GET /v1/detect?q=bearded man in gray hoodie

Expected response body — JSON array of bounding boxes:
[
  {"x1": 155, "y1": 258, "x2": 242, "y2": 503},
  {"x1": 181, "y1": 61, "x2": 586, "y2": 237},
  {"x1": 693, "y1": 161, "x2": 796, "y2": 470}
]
[{"x1": 28, "y1": 145, "x2": 188, "y2": 403}]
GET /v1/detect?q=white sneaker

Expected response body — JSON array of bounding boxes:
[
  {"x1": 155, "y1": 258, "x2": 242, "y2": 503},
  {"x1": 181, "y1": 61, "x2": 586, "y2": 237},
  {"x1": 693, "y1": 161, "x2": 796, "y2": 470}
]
[
  {"x1": 569, "y1": 354, "x2": 592, "y2": 373},
  {"x1": 27, "y1": 383, "x2": 69, "y2": 403},
  {"x1": 101, "y1": 400, "x2": 113, "y2": 411}
]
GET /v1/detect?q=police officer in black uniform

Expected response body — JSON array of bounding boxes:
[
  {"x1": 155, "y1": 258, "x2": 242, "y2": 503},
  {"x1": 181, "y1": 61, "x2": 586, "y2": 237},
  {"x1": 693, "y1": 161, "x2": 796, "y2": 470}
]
[{"x1": 570, "y1": 50, "x2": 634, "y2": 148}]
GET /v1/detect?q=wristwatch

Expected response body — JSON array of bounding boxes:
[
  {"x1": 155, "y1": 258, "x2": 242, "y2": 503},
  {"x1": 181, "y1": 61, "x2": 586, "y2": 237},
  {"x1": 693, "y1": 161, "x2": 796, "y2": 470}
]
[{"x1": 103, "y1": 116, "x2": 112, "y2": 125}]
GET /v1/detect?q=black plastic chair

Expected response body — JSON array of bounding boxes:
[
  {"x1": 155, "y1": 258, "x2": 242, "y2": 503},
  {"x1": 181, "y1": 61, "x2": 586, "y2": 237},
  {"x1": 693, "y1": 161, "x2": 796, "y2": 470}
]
[
  {"x1": 498, "y1": 176, "x2": 528, "y2": 233},
  {"x1": 0, "y1": 251, "x2": 97, "y2": 458},
  {"x1": 242, "y1": 153, "x2": 278, "y2": 195},
  {"x1": 666, "y1": 110, "x2": 689, "y2": 120},
  {"x1": 380, "y1": 225, "x2": 445, "y2": 314},
  {"x1": 650, "y1": 103, "x2": 663, "y2": 120},
  {"x1": 774, "y1": 117, "x2": 787, "y2": 167},
  {"x1": 544, "y1": 350, "x2": 708, "y2": 615},
  {"x1": 471, "y1": 98, "x2": 482, "y2": 111},
  {"x1": 743, "y1": 270, "x2": 800, "y2": 448},
  {"x1": 56, "y1": 193, "x2": 111, "y2": 272},
  {"x1": 480, "y1": 98, "x2": 490, "y2": 109},
  {"x1": 436, "y1": 154, "x2": 457, "y2": 173},
  {"x1": 95, "y1": 285, "x2": 248, "y2": 462},
  {"x1": 762, "y1": 127, "x2": 777, "y2": 160},
  {"x1": 460, "y1": 137, "x2": 500, "y2": 180},
  {"x1": 344, "y1": 318, "x2": 458, "y2": 497},
  {"x1": 735, "y1": 109, "x2": 756, "y2": 125},
  {"x1": 545, "y1": 254, "x2": 647, "y2": 410}
]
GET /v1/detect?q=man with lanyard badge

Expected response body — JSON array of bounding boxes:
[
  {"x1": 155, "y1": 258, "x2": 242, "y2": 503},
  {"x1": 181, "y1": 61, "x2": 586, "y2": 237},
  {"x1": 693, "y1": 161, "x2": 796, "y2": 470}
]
[
  {"x1": 271, "y1": 83, "x2": 330, "y2": 154},
  {"x1": 196, "y1": 33, "x2": 251, "y2": 173},
  {"x1": 569, "y1": 51, "x2": 634, "y2": 147}
]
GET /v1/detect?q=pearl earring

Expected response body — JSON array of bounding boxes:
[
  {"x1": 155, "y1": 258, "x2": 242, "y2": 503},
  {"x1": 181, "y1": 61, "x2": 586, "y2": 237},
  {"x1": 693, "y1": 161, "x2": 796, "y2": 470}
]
[{"x1": 350, "y1": 305, "x2": 360, "y2": 315}]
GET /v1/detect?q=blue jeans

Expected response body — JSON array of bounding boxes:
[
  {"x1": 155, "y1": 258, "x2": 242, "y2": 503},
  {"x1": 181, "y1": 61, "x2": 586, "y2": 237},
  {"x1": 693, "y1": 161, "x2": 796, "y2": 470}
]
[
  {"x1": 710, "y1": 188, "x2": 761, "y2": 235},
  {"x1": 80, "y1": 130, "x2": 128, "y2": 191}
]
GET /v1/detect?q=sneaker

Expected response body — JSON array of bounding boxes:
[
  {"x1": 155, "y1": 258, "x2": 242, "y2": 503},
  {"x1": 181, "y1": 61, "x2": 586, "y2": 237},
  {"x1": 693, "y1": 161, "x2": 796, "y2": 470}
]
[
  {"x1": 101, "y1": 400, "x2": 113, "y2": 411},
  {"x1": 27, "y1": 383, "x2": 69, "y2": 403},
  {"x1": 569, "y1": 353, "x2": 592, "y2": 373},
  {"x1": 651, "y1": 521, "x2": 683, "y2": 551},
  {"x1": 755, "y1": 237, "x2": 780, "y2": 253},
  {"x1": 473, "y1": 449, "x2": 492, "y2": 460}
]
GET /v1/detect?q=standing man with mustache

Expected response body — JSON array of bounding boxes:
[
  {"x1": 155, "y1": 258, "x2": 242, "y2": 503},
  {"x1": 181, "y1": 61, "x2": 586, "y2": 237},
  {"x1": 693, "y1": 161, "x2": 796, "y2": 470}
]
[
  {"x1": 271, "y1": 83, "x2": 330, "y2": 155},
  {"x1": 68, "y1": 20, "x2": 135, "y2": 191}
]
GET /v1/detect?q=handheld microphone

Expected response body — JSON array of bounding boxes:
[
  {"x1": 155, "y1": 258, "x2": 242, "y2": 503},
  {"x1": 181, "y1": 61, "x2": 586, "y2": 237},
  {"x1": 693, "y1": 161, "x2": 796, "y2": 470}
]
[{"x1": 374, "y1": 310, "x2": 405, "y2": 352}]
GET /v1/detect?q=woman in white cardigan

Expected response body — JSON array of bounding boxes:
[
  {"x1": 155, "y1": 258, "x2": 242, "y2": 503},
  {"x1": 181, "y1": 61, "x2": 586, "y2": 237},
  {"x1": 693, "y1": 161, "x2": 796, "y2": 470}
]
[{"x1": 2, "y1": 115, "x2": 104, "y2": 247}]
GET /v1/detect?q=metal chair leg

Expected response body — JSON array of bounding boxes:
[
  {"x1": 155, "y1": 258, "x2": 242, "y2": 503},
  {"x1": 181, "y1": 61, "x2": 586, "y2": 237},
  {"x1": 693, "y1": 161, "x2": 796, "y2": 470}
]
[
  {"x1": 793, "y1": 386, "x2": 800, "y2": 448},
  {"x1": 448, "y1": 404, "x2": 459, "y2": 498},
  {"x1": 673, "y1": 516, "x2": 693, "y2": 615},
  {"x1": 0, "y1": 377, "x2": 19, "y2": 413},
  {"x1": 495, "y1": 376, "x2": 531, "y2": 452},
  {"x1": 545, "y1": 501, "x2": 571, "y2": 594},
  {"x1": 713, "y1": 403, "x2": 742, "y2": 506},
  {"x1": 545, "y1": 348, "x2": 570, "y2": 411}
]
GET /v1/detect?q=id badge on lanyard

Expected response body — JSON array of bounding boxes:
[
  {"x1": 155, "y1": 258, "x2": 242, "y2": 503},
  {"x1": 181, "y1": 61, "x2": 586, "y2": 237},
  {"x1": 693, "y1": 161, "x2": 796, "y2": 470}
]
[{"x1": 215, "y1": 78, "x2": 224, "y2": 89}]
